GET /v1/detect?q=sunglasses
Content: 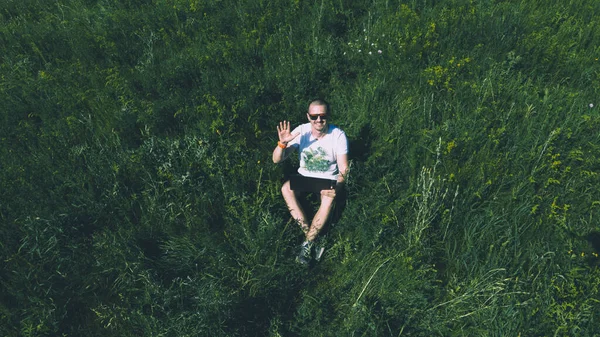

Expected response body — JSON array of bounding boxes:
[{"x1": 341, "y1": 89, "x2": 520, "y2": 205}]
[{"x1": 308, "y1": 114, "x2": 328, "y2": 120}]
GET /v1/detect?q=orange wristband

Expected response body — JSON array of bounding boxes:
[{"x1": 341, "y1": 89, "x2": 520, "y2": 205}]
[{"x1": 277, "y1": 141, "x2": 287, "y2": 149}]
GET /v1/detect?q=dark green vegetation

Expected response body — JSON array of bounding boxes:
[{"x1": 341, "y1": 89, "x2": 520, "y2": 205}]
[{"x1": 2, "y1": 0, "x2": 600, "y2": 336}]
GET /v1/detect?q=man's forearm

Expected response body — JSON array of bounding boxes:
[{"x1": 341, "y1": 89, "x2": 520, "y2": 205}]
[
  {"x1": 273, "y1": 147, "x2": 283, "y2": 163},
  {"x1": 337, "y1": 169, "x2": 348, "y2": 184},
  {"x1": 336, "y1": 153, "x2": 349, "y2": 184},
  {"x1": 272, "y1": 143, "x2": 287, "y2": 163}
]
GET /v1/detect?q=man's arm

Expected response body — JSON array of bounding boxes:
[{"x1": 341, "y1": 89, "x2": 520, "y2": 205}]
[
  {"x1": 272, "y1": 143, "x2": 291, "y2": 163},
  {"x1": 321, "y1": 153, "x2": 349, "y2": 199},
  {"x1": 273, "y1": 121, "x2": 299, "y2": 163},
  {"x1": 336, "y1": 153, "x2": 349, "y2": 184}
]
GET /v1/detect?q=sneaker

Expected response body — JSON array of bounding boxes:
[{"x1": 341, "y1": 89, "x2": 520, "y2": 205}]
[
  {"x1": 313, "y1": 235, "x2": 328, "y2": 262},
  {"x1": 296, "y1": 241, "x2": 313, "y2": 265},
  {"x1": 314, "y1": 245, "x2": 326, "y2": 262}
]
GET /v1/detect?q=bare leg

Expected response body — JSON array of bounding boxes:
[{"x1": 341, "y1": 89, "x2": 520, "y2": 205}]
[
  {"x1": 281, "y1": 180, "x2": 310, "y2": 234},
  {"x1": 306, "y1": 192, "x2": 335, "y2": 242}
]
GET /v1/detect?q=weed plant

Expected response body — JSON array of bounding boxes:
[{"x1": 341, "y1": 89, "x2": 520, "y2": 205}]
[{"x1": 2, "y1": 0, "x2": 600, "y2": 336}]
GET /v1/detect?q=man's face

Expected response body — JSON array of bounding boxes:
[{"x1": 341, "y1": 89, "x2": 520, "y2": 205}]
[{"x1": 307, "y1": 104, "x2": 328, "y2": 132}]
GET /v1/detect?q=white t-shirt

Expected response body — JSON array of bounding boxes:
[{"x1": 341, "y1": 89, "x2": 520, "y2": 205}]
[{"x1": 288, "y1": 123, "x2": 348, "y2": 180}]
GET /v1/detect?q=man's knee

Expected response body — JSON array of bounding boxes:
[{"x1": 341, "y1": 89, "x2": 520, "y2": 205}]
[
  {"x1": 319, "y1": 194, "x2": 336, "y2": 210},
  {"x1": 320, "y1": 188, "x2": 336, "y2": 202}
]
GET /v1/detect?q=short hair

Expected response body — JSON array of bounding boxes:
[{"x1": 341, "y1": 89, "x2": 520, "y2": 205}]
[{"x1": 308, "y1": 99, "x2": 330, "y2": 114}]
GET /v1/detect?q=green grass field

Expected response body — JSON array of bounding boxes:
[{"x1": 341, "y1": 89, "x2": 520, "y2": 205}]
[{"x1": 2, "y1": 0, "x2": 600, "y2": 336}]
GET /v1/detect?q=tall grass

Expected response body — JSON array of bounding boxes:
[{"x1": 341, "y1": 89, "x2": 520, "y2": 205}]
[{"x1": 1, "y1": 0, "x2": 600, "y2": 336}]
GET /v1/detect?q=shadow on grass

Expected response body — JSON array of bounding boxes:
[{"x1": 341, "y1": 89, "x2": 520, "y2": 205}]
[{"x1": 586, "y1": 231, "x2": 600, "y2": 266}]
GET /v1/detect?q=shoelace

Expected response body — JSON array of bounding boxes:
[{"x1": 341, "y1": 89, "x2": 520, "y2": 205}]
[{"x1": 302, "y1": 242, "x2": 312, "y2": 256}]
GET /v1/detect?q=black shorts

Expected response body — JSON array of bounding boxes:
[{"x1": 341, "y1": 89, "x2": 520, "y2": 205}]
[{"x1": 289, "y1": 174, "x2": 337, "y2": 193}]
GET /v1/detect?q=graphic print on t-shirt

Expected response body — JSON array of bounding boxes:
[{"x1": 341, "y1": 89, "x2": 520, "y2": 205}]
[{"x1": 302, "y1": 147, "x2": 330, "y2": 172}]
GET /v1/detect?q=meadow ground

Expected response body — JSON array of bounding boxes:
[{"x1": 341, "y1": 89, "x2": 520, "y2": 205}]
[{"x1": 1, "y1": 0, "x2": 600, "y2": 336}]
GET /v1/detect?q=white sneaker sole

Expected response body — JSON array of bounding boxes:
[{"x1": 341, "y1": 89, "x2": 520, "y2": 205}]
[{"x1": 315, "y1": 247, "x2": 325, "y2": 261}]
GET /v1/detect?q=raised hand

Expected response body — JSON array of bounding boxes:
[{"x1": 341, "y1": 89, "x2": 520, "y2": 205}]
[{"x1": 277, "y1": 121, "x2": 299, "y2": 145}]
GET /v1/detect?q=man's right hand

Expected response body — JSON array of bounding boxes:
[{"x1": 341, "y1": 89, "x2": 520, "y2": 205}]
[{"x1": 277, "y1": 121, "x2": 299, "y2": 145}]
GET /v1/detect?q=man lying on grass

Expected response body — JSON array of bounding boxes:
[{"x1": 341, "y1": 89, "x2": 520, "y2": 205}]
[{"x1": 272, "y1": 99, "x2": 349, "y2": 265}]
